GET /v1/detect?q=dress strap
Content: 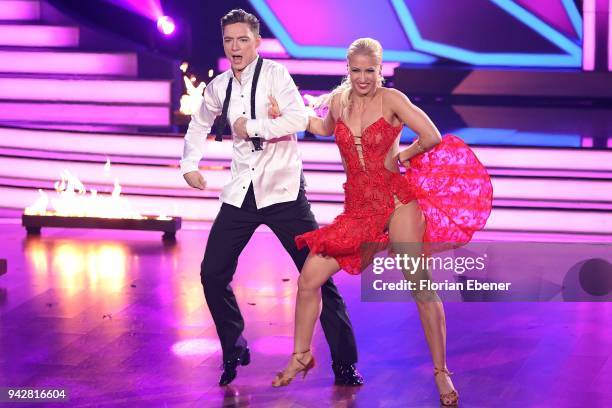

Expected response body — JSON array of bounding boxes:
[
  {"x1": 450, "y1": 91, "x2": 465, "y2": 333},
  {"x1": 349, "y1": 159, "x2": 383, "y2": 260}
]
[{"x1": 378, "y1": 87, "x2": 384, "y2": 120}]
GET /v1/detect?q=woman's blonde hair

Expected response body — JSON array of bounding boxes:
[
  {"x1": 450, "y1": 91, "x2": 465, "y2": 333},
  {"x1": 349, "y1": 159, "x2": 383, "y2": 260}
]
[{"x1": 313, "y1": 38, "x2": 384, "y2": 117}]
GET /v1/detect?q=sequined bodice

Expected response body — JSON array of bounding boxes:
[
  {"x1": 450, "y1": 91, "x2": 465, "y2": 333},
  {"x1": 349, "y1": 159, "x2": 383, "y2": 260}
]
[{"x1": 334, "y1": 117, "x2": 408, "y2": 215}]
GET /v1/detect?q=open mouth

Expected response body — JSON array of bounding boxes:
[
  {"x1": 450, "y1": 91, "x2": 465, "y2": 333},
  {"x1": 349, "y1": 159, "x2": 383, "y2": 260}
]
[
  {"x1": 357, "y1": 83, "x2": 370, "y2": 90},
  {"x1": 231, "y1": 55, "x2": 243, "y2": 64}
]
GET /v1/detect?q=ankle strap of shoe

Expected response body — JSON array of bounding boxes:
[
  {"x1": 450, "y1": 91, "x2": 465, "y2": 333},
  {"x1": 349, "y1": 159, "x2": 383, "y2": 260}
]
[{"x1": 434, "y1": 367, "x2": 453, "y2": 376}]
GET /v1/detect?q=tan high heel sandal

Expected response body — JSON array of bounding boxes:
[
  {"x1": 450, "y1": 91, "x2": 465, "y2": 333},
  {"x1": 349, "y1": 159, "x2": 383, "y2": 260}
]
[
  {"x1": 434, "y1": 367, "x2": 459, "y2": 406},
  {"x1": 272, "y1": 350, "x2": 316, "y2": 387}
]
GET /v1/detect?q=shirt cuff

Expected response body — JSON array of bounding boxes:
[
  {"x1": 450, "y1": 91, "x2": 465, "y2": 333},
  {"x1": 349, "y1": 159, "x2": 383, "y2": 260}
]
[
  {"x1": 246, "y1": 119, "x2": 261, "y2": 138},
  {"x1": 180, "y1": 160, "x2": 199, "y2": 175}
]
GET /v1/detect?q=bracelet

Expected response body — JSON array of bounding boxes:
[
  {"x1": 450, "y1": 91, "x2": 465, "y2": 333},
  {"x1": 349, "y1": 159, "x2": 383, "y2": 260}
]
[
  {"x1": 415, "y1": 138, "x2": 427, "y2": 153},
  {"x1": 397, "y1": 153, "x2": 410, "y2": 165}
]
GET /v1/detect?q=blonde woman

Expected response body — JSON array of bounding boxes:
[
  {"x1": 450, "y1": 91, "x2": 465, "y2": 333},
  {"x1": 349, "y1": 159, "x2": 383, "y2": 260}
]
[{"x1": 269, "y1": 38, "x2": 492, "y2": 406}]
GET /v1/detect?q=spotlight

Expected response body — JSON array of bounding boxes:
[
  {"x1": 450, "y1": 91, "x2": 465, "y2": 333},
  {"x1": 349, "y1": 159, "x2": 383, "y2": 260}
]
[{"x1": 157, "y1": 16, "x2": 176, "y2": 36}]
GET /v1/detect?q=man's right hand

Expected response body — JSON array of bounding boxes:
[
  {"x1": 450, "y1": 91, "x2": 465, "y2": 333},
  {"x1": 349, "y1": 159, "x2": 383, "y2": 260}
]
[{"x1": 183, "y1": 171, "x2": 207, "y2": 190}]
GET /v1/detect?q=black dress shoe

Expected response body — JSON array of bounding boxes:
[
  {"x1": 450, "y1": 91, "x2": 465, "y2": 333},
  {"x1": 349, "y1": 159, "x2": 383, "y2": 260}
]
[
  {"x1": 219, "y1": 347, "x2": 251, "y2": 386},
  {"x1": 332, "y1": 362, "x2": 364, "y2": 386}
]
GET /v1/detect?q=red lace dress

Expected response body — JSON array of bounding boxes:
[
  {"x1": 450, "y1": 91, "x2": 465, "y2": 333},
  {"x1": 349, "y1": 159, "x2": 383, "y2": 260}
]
[{"x1": 295, "y1": 117, "x2": 493, "y2": 275}]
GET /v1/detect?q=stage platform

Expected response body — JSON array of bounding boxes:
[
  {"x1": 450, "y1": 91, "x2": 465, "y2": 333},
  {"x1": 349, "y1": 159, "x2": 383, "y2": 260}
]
[{"x1": 1, "y1": 221, "x2": 611, "y2": 406}]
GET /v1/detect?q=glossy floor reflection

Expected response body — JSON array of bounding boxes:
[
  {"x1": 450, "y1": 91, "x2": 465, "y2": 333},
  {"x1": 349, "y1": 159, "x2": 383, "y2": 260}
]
[{"x1": 0, "y1": 221, "x2": 611, "y2": 407}]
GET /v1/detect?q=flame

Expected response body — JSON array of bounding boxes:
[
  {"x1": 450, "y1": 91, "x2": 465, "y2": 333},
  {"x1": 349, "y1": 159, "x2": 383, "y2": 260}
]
[
  {"x1": 179, "y1": 72, "x2": 206, "y2": 115},
  {"x1": 24, "y1": 160, "x2": 168, "y2": 220},
  {"x1": 25, "y1": 189, "x2": 49, "y2": 215},
  {"x1": 103, "y1": 157, "x2": 111, "y2": 176}
]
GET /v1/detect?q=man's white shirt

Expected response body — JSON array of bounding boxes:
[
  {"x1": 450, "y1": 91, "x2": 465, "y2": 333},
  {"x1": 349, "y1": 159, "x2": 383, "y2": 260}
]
[{"x1": 180, "y1": 56, "x2": 308, "y2": 209}]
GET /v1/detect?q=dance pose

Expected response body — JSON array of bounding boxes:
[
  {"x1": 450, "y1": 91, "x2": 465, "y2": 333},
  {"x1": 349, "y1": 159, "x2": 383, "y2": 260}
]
[
  {"x1": 180, "y1": 9, "x2": 362, "y2": 386},
  {"x1": 269, "y1": 38, "x2": 492, "y2": 406}
]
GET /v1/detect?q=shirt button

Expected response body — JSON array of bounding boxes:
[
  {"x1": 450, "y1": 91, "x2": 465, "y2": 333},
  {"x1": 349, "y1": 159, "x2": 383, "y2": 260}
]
[
  {"x1": 242, "y1": 111, "x2": 246, "y2": 114},
  {"x1": 242, "y1": 186, "x2": 246, "y2": 189},
  {"x1": 251, "y1": 149, "x2": 254, "y2": 152},
  {"x1": 241, "y1": 95, "x2": 244, "y2": 98},
  {"x1": 251, "y1": 168, "x2": 255, "y2": 171},
  {"x1": 255, "y1": 133, "x2": 258, "y2": 136}
]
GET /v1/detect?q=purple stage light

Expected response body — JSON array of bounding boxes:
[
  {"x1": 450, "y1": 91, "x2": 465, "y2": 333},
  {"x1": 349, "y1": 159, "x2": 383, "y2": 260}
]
[
  {"x1": 3, "y1": 184, "x2": 612, "y2": 231},
  {"x1": 0, "y1": 78, "x2": 171, "y2": 104},
  {"x1": 103, "y1": 0, "x2": 162, "y2": 21},
  {"x1": 2, "y1": 127, "x2": 612, "y2": 171},
  {"x1": 1, "y1": 154, "x2": 611, "y2": 202},
  {"x1": 0, "y1": 25, "x2": 79, "y2": 47},
  {"x1": 609, "y1": 0, "x2": 612, "y2": 71},
  {"x1": 156, "y1": 16, "x2": 175, "y2": 36},
  {"x1": 0, "y1": 0, "x2": 40, "y2": 21},
  {"x1": 583, "y1": 0, "x2": 596, "y2": 70},
  {"x1": 0, "y1": 50, "x2": 137, "y2": 76},
  {"x1": 0, "y1": 102, "x2": 170, "y2": 126},
  {"x1": 171, "y1": 338, "x2": 220, "y2": 357},
  {"x1": 514, "y1": 0, "x2": 581, "y2": 39}
]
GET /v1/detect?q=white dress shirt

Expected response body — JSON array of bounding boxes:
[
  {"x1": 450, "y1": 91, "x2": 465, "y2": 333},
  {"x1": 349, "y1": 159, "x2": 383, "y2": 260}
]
[{"x1": 180, "y1": 56, "x2": 309, "y2": 209}]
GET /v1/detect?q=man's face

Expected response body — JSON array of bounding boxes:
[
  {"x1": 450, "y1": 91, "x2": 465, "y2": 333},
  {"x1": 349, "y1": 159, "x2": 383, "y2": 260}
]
[{"x1": 222, "y1": 22, "x2": 260, "y2": 73}]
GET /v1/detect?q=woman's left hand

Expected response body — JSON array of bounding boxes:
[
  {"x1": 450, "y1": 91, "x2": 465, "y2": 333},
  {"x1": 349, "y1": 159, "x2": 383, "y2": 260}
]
[{"x1": 396, "y1": 151, "x2": 410, "y2": 169}]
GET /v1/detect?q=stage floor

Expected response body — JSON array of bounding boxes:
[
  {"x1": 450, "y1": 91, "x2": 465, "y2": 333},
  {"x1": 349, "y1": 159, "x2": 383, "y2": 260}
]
[{"x1": 0, "y1": 221, "x2": 610, "y2": 407}]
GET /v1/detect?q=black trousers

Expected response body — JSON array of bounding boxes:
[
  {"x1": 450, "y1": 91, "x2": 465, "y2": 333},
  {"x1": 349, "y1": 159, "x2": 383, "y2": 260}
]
[{"x1": 201, "y1": 183, "x2": 358, "y2": 363}]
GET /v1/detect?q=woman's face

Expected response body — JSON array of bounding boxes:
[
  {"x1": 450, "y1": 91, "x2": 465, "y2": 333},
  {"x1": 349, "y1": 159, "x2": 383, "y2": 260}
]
[{"x1": 348, "y1": 53, "x2": 380, "y2": 96}]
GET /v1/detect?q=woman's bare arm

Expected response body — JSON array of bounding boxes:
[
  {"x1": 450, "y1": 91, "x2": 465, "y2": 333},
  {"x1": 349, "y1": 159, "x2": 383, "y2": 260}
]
[
  {"x1": 306, "y1": 94, "x2": 340, "y2": 137},
  {"x1": 386, "y1": 88, "x2": 442, "y2": 163}
]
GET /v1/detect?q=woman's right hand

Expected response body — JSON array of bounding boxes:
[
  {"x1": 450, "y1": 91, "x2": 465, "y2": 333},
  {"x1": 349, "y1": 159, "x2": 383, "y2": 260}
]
[{"x1": 268, "y1": 95, "x2": 281, "y2": 119}]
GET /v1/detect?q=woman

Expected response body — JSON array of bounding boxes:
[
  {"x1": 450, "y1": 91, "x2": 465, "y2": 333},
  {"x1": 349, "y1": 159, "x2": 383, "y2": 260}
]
[{"x1": 269, "y1": 38, "x2": 492, "y2": 406}]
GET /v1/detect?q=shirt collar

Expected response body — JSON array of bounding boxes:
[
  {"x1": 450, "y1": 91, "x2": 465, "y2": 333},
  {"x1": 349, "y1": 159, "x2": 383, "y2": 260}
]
[{"x1": 231, "y1": 55, "x2": 260, "y2": 83}]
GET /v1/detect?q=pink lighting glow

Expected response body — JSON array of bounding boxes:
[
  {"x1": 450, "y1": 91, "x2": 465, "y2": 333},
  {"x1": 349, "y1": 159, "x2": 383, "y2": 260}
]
[
  {"x1": 156, "y1": 16, "x2": 175, "y2": 36},
  {"x1": 2, "y1": 128, "x2": 612, "y2": 172},
  {"x1": 609, "y1": 0, "x2": 612, "y2": 70},
  {"x1": 0, "y1": 51, "x2": 138, "y2": 76},
  {"x1": 0, "y1": 1, "x2": 40, "y2": 21},
  {"x1": 1, "y1": 154, "x2": 611, "y2": 202},
  {"x1": 0, "y1": 103, "x2": 170, "y2": 126},
  {"x1": 171, "y1": 338, "x2": 220, "y2": 357},
  {"x1": 258, "y1": 38, "x2": 289, "y2": 58},
  {"x1": 4, "y1": 185, "x2": 612, "y2": 232},
  {"x1": 0, "y1": 78, "x2": 171, "y2": 104},
  {"x1": 583, "y1": 0, "x2": 596, "y2": 70},
  {"x1": 103, "y1": 0, "x2": 163, "y2": 20},
  {"x1": 0, "y1": 25, "x2": 79, "y2": 47}
]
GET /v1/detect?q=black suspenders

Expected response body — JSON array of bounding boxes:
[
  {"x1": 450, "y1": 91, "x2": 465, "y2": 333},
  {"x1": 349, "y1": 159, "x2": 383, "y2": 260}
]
[
  {"x1": 214, "y1": 78, "x2": 232, "y2": 142},
  {"x1": 214, "y1": 57, "x2": 264, "y2": 151},
  {"x1": 249, "y1": 57, "x2": 264, "y2": 150}
]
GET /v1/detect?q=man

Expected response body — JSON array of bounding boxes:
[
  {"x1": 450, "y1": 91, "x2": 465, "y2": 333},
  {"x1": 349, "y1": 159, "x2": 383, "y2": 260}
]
[{"x1": 180, "y1": 9, "x2": 363, "y2": 386}]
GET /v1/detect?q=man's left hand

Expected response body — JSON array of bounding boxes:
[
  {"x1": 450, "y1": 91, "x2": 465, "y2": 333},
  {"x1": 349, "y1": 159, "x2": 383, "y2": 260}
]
[{"x1": 233, "y1": 117, "x2": 248, "y2": 139}]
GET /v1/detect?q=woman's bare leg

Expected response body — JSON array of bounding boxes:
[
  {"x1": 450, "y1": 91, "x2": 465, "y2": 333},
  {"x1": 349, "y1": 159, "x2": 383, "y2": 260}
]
[
  {"x1": 388, "y1": 200, "x2": 456, "y2": 396},
  {"x1": 272, "y1": 254, "x2": 340, "y2": 386}
]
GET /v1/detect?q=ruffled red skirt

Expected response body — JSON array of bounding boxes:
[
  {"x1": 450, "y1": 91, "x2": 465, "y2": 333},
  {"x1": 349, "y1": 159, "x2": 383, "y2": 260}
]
[{"x1": 295, "y1": 135, "x2": 493, "y2": 274}]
